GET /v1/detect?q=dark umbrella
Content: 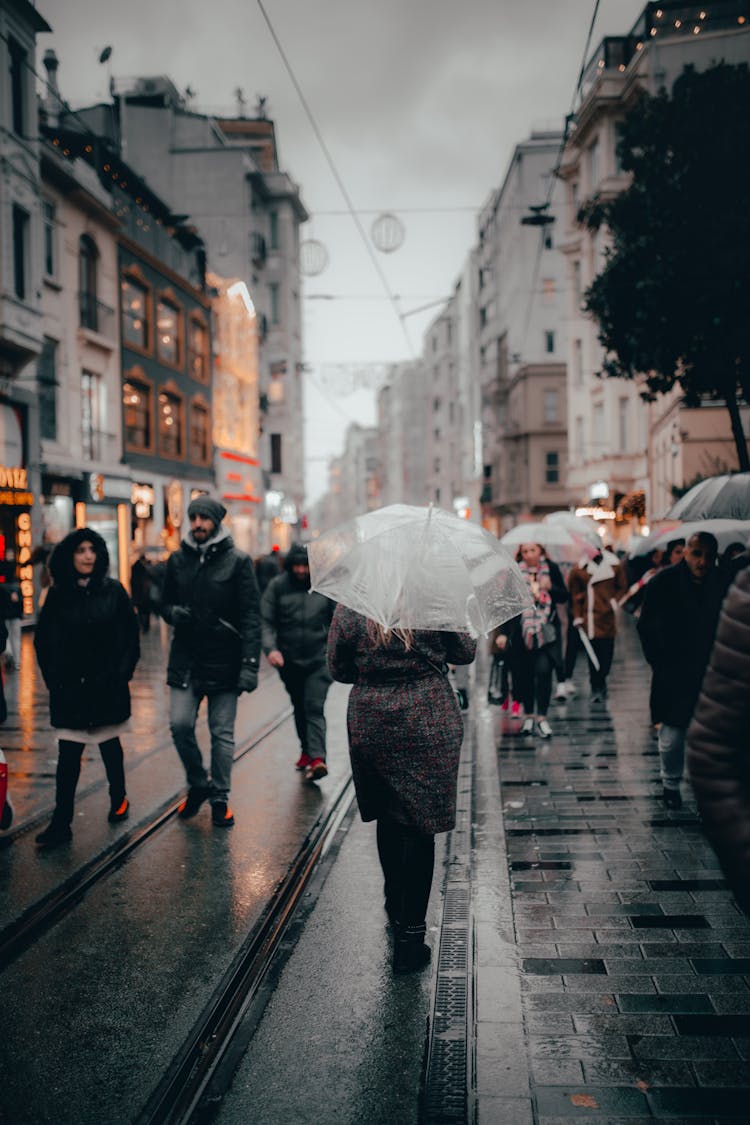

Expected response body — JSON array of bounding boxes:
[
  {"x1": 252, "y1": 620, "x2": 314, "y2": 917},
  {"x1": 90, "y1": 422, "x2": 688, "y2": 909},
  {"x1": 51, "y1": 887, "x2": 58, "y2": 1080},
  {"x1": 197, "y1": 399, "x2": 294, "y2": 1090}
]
[{"x1": 665, "y1": 473, "x2": 750, "y2": 521}]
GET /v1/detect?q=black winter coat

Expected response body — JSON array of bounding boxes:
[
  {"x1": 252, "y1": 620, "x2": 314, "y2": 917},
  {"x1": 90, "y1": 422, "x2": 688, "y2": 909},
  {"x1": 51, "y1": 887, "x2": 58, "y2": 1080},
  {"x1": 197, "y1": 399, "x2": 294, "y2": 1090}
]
[
  {"x1": 261, "y1": 573, "x2": 335, "y2": 667},
  {"x1": 161, "y1": 533, "x2": 261, "y2": 692},
  {"x1": 637, "y1": 560, "x2": 724, "y2": 727},
  {"x1": 687, "y1": 566, "x2": 750, "y2": 914},
  {"x1": 35, "y1": 577, "x2": 140, "y2": 730}
]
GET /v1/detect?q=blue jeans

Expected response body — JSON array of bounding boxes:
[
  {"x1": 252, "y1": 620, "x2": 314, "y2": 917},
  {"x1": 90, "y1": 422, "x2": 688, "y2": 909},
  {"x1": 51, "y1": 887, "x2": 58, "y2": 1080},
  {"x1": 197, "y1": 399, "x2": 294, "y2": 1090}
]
[
  {"x1": 169, "y1": 687, "x2": 238, "y2": 801},
  {"x1": 658, "y1": 723, "x2": 686, "y2": 789}
]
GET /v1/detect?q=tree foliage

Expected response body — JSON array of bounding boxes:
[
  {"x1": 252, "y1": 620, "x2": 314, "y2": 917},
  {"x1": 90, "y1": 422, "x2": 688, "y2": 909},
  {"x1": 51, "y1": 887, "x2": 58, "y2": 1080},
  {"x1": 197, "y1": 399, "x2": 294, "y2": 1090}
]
[{"x1": 580, "y1": 62, "x2": 750, "y2": 469}]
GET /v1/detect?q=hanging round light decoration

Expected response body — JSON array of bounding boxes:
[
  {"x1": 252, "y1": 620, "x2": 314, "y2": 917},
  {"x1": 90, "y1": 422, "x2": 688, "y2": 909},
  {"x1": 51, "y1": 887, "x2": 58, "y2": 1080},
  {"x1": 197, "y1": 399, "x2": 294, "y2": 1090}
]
[
  {"x1": 371, "y1": 212, "x2": 405, "y2": 254},
  {"x1": 299, "y1": 239, "x2": 329, "y2": 277}
]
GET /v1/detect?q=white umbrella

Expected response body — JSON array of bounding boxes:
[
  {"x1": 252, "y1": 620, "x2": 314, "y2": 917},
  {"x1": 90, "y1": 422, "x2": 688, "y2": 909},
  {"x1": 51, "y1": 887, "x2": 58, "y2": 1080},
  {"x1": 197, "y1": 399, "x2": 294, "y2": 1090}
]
[
  {"x1": 647, "y1": 519, "x2": 750, "y2": 555},
  {"x1": 500, "y1": 521, "x2": 592, "y2": 564},
  {"x1": 308, "y1": 503, "x2": 531, "y2": 637}
]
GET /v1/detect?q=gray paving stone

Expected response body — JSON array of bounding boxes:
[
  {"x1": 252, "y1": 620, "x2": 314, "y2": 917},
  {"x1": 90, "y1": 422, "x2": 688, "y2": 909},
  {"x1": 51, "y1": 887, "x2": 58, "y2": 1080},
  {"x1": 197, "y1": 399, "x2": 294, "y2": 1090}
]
[
  {"x1": 629, "y1": 1035, "x2": 740, "y2": 1060},
  {"x1": 581, "y1": 1059, "x2": 695, "y2": 1086},
  {"x1": 529, "y1": 1034, "x2": 632, "y2": 1060}
]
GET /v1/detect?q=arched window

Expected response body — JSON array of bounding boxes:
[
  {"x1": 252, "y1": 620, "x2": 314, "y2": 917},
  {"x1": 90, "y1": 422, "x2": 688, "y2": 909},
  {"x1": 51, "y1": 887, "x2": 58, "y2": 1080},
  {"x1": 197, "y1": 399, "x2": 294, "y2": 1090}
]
[
  {"x1": 79, "y1": 235, "x2": 99, "y2": 330},
  {"x1": 123, "y1": 369, "x2": 154, "y2": 453},
  {"x1": 158, "y1": 384, "x2": 185, "y2": 459}
]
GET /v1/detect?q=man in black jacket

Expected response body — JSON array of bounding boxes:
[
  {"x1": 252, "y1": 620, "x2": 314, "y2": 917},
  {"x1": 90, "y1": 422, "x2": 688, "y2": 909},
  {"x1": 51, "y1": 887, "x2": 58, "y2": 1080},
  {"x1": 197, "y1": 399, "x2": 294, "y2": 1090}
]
[
  {"x1": 161, "y1": 496, "x2": 261, "y2": 827},
  {"x1": 637, "y1": 532, "x2": 723, "y2": 810},
  {"x1": 261, "y1": 542, "x2": 335, "y2": 781}
]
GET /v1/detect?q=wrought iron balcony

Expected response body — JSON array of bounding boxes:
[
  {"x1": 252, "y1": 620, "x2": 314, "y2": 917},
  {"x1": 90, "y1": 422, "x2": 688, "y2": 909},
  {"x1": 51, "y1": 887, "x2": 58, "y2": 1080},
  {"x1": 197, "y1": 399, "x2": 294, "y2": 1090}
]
[{"x1": 78, "y1": 292, "x2": 115, "y2": 337}]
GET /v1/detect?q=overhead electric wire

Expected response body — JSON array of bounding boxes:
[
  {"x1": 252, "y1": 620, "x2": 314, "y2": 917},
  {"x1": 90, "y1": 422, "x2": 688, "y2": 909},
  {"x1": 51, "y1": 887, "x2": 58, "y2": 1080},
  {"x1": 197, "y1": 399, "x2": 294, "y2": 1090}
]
[
  {"x1": 519, "y1": 0, "x2": 602, "y2": 354},
  {"x1": 254, "y1": 0, "x2": 415, "y2": 357}
]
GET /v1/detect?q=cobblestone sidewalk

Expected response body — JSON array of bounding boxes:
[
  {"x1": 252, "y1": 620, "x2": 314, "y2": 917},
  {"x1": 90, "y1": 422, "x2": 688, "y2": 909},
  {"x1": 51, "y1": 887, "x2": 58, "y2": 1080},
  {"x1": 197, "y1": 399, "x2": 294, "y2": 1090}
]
[{"x1": 494, "y1": 618, "x2": 750, "y2": 1123}]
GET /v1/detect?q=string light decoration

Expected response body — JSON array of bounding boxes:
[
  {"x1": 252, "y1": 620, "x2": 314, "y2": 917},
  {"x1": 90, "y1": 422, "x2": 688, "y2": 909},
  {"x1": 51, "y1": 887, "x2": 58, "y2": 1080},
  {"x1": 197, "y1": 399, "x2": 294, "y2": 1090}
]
[
  {"x1": 370, "y1": 212, "x2": 405, "y2": 253},
  {"x1": 299, "y1": 239, "x2": 329, "y2": 276}
]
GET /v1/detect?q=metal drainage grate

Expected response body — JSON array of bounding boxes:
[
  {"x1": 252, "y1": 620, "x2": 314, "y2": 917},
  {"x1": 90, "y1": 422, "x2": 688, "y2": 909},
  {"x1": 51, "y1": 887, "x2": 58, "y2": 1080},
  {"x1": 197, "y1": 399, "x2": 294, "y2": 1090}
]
[{"x1": 422, "y1": 749, "x2": 474, "y2": 1122}]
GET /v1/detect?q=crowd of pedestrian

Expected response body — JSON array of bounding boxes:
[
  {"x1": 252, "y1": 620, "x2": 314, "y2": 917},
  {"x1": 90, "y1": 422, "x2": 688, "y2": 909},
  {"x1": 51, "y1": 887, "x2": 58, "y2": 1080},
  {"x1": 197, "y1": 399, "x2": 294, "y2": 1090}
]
[{"x1": 1, "y1": 496, "x2": 748, "y2": 965}]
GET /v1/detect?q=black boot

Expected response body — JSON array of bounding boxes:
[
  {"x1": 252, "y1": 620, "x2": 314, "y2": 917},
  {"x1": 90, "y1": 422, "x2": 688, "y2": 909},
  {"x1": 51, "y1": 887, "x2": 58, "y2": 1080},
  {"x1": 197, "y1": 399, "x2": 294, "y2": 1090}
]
[
  {"x1": 36, "y1": 741, "x2": 83, "y2": 847},
  {"x1": 35, "y1": 821, "x2": 73, "y2": 848},
  {"x1": 393, "y1": 922, "x2": 431, "y2": 975},
  {"x1": 99, "y1": 738, "x2": 128, "y2": 822}
]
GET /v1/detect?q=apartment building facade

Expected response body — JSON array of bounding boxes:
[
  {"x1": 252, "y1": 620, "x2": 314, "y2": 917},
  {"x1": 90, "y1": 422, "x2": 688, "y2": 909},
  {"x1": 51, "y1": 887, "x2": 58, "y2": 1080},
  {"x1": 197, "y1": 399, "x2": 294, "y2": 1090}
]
[{"x1": 559, "y1": 2, "x2": 750, "y2": 534}]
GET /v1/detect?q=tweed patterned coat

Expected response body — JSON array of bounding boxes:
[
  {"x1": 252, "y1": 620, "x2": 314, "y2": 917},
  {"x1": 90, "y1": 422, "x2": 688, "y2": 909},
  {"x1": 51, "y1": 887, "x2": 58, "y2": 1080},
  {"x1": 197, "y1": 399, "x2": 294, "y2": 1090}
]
[{"x1": 327, "y1": 605, "x2": 476, "y2": 834}]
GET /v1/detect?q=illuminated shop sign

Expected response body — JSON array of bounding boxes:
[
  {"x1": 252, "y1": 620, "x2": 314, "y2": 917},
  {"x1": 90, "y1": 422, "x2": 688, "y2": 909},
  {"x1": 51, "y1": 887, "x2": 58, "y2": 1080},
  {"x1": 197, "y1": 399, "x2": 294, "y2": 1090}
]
[
  {"x1": 17, "y1": 512, "x2": 34, "y2": 615},
  {"x1": 131, "y1": 483, "x2": 155, "y2": 520},
  {"x1": 0, "y1": 465, "x2": 34, "y2": 507}
]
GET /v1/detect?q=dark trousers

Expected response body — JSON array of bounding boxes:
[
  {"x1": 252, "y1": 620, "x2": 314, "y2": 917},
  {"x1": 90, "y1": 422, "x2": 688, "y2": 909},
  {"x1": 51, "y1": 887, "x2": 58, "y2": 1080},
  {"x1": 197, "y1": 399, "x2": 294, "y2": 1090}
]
[
  {"x1": 516, "y1": 645, "x2": 554, "y2": 716},
  {"x1": 587, "y1": 637, "x2": 615, "y2": 692},
  {"x1": 376, "y1": 816, "x2": 435, "y2": 927},
  {"x1": 53, "y1": 737, "x2": 126, "y2": 826},
  {"x1": 279, "y1": 661, "x2": 332, "y2": 762}
]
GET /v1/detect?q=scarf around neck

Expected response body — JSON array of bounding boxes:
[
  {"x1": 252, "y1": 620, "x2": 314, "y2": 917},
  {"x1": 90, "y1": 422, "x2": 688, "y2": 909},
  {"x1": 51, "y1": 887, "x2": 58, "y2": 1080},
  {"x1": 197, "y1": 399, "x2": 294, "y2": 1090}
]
[{"x1": 519, "y1": 557, "x2": 553, "y2": 650}]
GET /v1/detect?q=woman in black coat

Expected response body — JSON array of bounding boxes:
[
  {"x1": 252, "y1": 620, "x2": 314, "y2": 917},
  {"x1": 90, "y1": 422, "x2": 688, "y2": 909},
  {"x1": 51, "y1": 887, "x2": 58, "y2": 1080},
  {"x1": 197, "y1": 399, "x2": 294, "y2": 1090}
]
[
  {"x1": 328, "y1": 607, "x2": 476, "y2": 974},
  {"x1": 34, "y1": 528, "x2": 140, "y2": 849}
]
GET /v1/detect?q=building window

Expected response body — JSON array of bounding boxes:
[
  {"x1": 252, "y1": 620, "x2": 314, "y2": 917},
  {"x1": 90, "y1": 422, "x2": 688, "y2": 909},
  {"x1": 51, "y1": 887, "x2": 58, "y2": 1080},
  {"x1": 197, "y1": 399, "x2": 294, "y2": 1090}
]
[
  {"x1": 575, "y1": 416, "x2": 585, "y2": 463},
  {"x1": 81, "y1": 371, "x2": 101, "y2": 461},
  {"x1": 544, "y1": 330, "x2": 555, "y2": 354},
  {"x1": 268, "y1": 359, "x2": 286, "y2": 403},
  {"x1": 589, "y1": 138, "x2": 600, "y2": 190},
  {"x1": 573, "y1": 260, "x2": 582, "y2": 307},
  {"x1": 158, "y1": 386, "x2": 184, "y2": 458},
  {"x1": 157, "y1": 298, "x2": 182, "y2": 367},
  {"x1": 573, "y1": 338, "x2": 584, "y2": 386},
  {"x1": 542, "y1": 278, "x2": 555, "y2": 301},
  {"x1": 618, "y1": 396, "x2": 629, "y2": 453},
  {"x1": 9, "y1": 37, "x2": 26, "y2": 136},
  {"x1": 122, "y1": 276, "x2": 150, "y2": 351},
  {"x1": 42, "y1": 200, "x2": 56, "y2": 278},
  {"x1": 79, "y1": 235, "x2": 99, "y2": 329},
  {"x1": 543, "y1": 389, "x2": 559, "y2": 424},
  {"x1": 593, "y1": 402, "x2": 605, "y2": 451},
  {"x1": 545, "y1": 451, "x2": 560, "y2": 484},
  {"x1": 189, "y1": 400, "x2": 211, "y2": 464},
  {"x1": 544, "y1": 230, "x2": 554, "y2": 250},
  {"x1": 12, "y1": 205, "x2": 29, "y2": 300},
  {"x1": 269, "y1": 283, "x2": 280, "y2": 326},
  {"x1": 188, "y1": 315, "x2": 208, "y2": 382},
  {"x1": 123, "y1": 373, "x2": 153, "y2": 451},
  {"x1": 38, "y1": 338, "x2": 57, "y2": 441},
  {"x1": 270, "y1": 432, "x2": 282, "y2": 474},
  {"x1": 433, "y1": 397, "x2": 441, "y2": 412},
  {"x1": 269, "y1": 211, "x2": 279, "y2": 250},
  {"x1": 614, "y1": 121, "x2": 626, "y2": 175}
]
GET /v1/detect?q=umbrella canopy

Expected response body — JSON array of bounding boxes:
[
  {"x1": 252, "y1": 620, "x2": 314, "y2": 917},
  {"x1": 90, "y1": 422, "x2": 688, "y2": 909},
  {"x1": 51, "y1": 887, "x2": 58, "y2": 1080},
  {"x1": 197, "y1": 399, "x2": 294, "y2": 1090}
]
[
  {"x1": 543, "y1": 511, "x2": 601, "y2": 546},
  {"x1": 627, "y1": 521, "x2": 684, "y2": 558},
  {"x1": 666, "y1": 473, "x2": 750, "y2": 521},
  {"x1": 646, "y1": 518, "x2": 750, "y2": 556},
  {"x1": 307, "y1": 503, "x2": 531, "y2": 637},
  {"x1": 500, "y1": 520, "x2": 593, "y2": 564}
]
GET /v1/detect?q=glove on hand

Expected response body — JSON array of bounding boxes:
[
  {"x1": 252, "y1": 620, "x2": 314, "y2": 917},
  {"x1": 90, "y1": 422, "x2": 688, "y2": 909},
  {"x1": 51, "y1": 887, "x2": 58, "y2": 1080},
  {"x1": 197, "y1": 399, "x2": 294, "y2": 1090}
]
[
  {"x1": 171, "y1": 606, "x2": 192, "y2": 626},
  {"x1": 238, "y1": 666, "x2": 258, "y2": 694}
]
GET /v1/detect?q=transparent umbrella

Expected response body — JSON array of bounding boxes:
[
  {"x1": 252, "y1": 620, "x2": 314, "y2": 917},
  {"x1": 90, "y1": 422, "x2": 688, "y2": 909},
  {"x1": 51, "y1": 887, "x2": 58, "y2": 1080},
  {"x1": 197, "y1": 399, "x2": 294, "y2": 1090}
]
[
  {"x1": 307, "y1": 503, "x2": 531, "y2": 637},
  {"x1": 499, "y1": 520, "x2": 593, "y2": 564},
  {"x1": 543, "y1": 511, "x2": 601, "y2": 546},
  {"x1": 666, "y1": 473, "x2": 750, "y2": 520}
]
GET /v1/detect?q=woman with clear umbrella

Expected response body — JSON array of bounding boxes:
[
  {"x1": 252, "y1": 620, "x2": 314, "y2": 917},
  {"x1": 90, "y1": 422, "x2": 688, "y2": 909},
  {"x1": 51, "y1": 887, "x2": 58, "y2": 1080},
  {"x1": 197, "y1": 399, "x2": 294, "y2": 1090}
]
[{"x1": 328, "y1": 608, "x2": 476, "y2": 974}]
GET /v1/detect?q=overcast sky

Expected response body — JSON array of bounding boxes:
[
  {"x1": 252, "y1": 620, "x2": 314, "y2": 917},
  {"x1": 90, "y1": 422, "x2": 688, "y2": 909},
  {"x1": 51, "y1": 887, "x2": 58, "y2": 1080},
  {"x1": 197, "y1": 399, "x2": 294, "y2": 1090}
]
[{"x1": 40, "y1": 0, "x2": 645, "y2": 504}]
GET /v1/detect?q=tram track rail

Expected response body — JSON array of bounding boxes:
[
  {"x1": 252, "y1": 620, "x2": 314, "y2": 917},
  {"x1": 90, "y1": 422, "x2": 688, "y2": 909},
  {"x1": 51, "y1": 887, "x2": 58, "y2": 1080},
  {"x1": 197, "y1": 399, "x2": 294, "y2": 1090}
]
[
  {"x1": 136, "y1": 773, "x2": 356, "y2": 1125},
  {"x1": 0, "y1": 704, "x2": 293, "y2": 971}
]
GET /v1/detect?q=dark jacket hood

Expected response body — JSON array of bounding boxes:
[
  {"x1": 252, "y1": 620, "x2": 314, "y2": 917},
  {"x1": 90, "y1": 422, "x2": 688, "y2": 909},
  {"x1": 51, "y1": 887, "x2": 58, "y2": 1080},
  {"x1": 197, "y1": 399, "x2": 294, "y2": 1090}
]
[
  {"x1": 284, "y1": 542, "x2": 309, "y2": 572},
  {"x1": 49, "y1": 528, "x2": 110, "y2": 587}
]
